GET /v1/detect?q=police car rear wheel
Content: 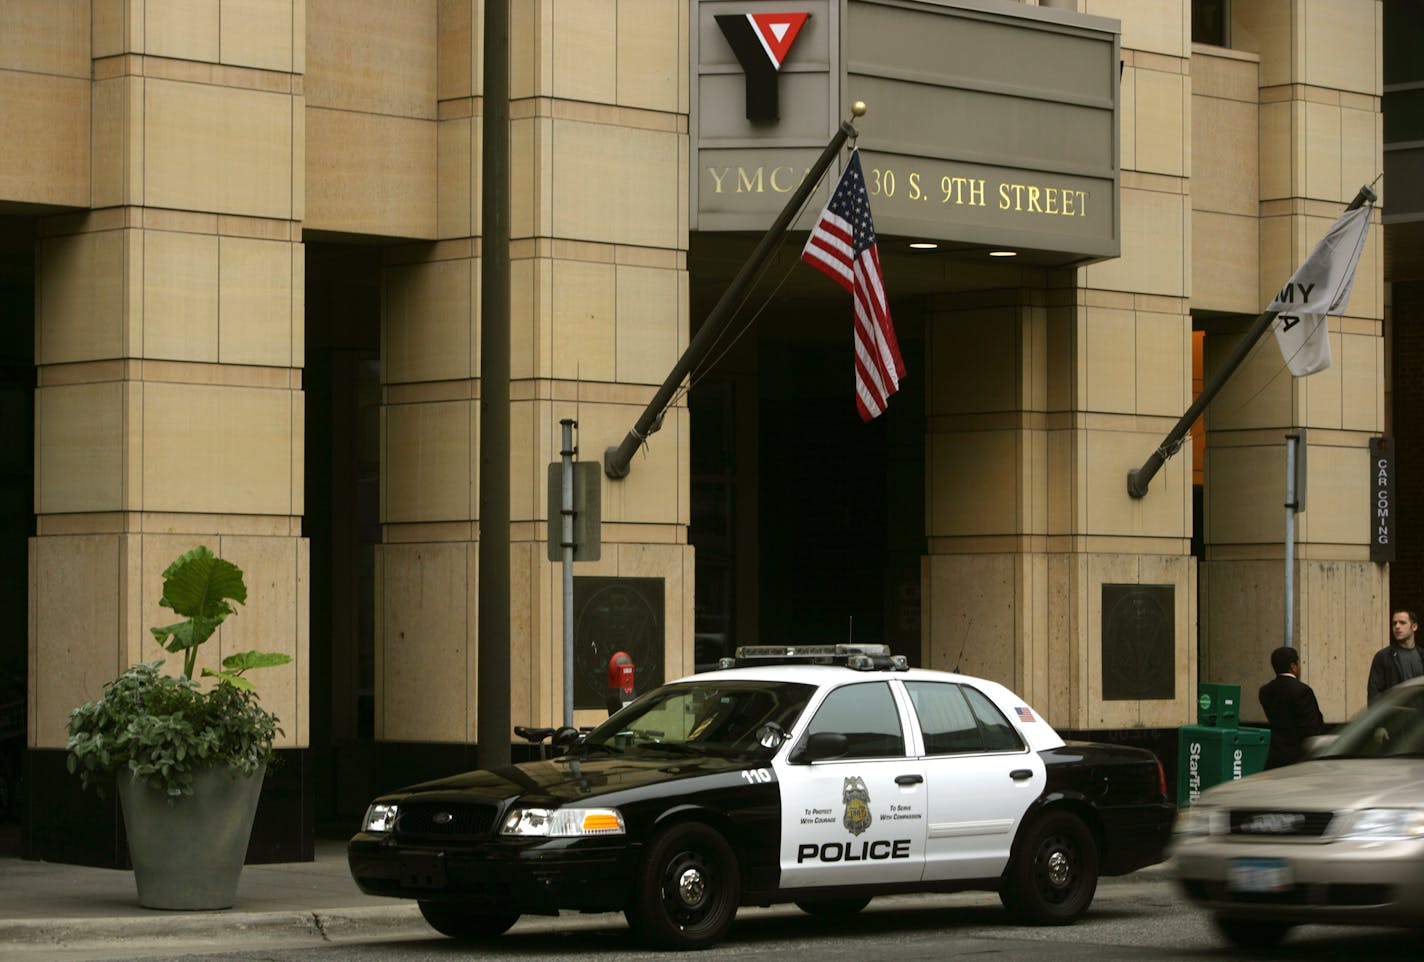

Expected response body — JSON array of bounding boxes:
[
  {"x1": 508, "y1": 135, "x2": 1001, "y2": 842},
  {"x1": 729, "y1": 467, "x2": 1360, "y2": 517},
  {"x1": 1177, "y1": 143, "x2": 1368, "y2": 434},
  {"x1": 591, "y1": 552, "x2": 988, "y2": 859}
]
[
  {"x1": 417, "y1": 900, "x2": 520, "y2": 940},
  {"x1": 999, "y1": 811, "x2": 1098, "y2": 925},
  {"x1": 794, "y1": 897, "x2": 871, "y2": 918},
  {"x1": 628, "y1": 822, "x2": 740, "y2": 949}
]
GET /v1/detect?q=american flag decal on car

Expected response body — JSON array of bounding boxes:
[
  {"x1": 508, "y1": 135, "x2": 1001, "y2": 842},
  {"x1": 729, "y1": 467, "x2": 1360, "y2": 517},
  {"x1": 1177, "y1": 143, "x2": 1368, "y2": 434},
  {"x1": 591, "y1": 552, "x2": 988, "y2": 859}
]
[{"x1": 1015, "y1": 707, "x2": 1035, "y2": 723}]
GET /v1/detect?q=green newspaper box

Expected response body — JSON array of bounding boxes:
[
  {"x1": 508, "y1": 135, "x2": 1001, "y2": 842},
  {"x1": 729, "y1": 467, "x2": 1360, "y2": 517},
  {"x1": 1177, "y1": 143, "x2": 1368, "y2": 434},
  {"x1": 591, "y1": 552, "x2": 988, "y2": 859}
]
[
  {"x1": 1176, "y1": 724, "x2": 1270, "y2": 807},
  {"x1": 1196, "y1": 682, "x2": 1240, "y2": 727}
]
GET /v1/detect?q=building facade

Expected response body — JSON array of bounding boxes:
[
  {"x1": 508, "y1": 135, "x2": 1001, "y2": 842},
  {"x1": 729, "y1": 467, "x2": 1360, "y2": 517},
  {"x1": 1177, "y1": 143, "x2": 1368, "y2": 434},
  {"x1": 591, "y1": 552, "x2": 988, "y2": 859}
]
[{"x1": 0, "y1": 0, "x2": 1392, "y2": 864}]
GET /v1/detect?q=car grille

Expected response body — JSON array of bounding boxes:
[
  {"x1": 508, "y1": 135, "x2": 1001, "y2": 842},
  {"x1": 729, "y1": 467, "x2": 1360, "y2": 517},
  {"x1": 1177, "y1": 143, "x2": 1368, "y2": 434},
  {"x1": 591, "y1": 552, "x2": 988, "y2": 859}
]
[
  {"x1": 395, "y1": 802, "x2": 499, "y2": 841},
  {"x1": 1228, "y1": 809, "x2": 1334, "y2": 837}
]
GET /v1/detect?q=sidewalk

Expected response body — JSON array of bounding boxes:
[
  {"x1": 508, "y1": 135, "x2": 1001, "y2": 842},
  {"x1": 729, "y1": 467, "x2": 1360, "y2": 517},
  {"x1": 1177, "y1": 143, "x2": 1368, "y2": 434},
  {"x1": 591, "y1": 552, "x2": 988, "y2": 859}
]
[{"x1": 0, "y1": 836, "x2": 430, "y2": 961}]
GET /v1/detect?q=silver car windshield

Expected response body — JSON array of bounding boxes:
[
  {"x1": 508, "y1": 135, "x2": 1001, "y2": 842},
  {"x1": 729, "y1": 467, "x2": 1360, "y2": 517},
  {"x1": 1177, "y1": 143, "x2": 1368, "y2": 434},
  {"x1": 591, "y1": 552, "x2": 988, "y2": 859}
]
[
  {"x1": 1317, "y1": 684, "x2": 1424, "y2": 758},
  {"x1": 577, "y1": 680, "x2": 816, "y2": 759}
]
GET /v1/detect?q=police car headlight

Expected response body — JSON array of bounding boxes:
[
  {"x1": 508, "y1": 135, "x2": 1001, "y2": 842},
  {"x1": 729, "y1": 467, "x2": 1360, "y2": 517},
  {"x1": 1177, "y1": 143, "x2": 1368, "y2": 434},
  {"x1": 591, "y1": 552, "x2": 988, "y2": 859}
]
[
  {"x1": 1331, "y1": 808, "x2": 1424, "y2": 840},
  {"x1": 361, "y1": 802, "x2": 399, "y2": 834},
  {"x1": 500, "y1": 807, "x2": 626, "y2": 837},
  {"x1": 1172, "y1": 806, "x2": 1226, "y2": 837}
]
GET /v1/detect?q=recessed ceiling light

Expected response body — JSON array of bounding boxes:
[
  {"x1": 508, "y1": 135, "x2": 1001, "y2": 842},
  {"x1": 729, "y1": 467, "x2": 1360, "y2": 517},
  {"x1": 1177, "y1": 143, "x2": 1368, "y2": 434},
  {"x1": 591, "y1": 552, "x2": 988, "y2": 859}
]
[
  {"x1": 988, "y1": 250, "x2": 1017, "y2": 257},
  {"x1": 909, "y1": 242, "x2": 938, "y2": 250}
]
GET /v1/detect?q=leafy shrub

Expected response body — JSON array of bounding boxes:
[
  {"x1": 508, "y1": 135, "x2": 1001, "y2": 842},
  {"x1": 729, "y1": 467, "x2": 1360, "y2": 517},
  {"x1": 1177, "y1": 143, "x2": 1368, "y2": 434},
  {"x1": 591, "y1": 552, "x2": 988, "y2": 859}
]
[
  {"x1": 66, "y1": 661, "x2": 281, "y2": 798},
  {"x1": 65, "y1": 546, "x2": 291, "y2": 799}
]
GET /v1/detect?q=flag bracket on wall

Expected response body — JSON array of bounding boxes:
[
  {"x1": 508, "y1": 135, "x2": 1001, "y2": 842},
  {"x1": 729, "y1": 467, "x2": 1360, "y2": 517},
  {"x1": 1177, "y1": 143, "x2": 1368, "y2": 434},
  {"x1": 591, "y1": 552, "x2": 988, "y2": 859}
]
[
  {"x1": 602, "y1": 104, "x2": 871, "y2": 480},
  {"x1": 1125, "y1": 183, "x2": 1376, "y2": 499}
]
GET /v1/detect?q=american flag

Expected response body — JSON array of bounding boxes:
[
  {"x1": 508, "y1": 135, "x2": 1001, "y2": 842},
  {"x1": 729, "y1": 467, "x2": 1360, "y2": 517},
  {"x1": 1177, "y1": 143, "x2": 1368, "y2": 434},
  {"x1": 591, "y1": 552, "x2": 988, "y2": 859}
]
[
  {"x1": 801, "y1": 150, "x2": 904, "y2": 421},
  {"x1": 1015, "y1": 706, "x2": 1035, "y2": 723}
]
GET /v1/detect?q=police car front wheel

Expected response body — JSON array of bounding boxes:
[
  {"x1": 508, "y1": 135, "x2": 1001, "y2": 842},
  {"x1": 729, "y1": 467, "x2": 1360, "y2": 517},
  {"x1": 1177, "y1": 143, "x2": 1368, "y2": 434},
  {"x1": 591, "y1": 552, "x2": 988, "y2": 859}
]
[
  {"x1": 417, "y1": 900, "x2": 520, "y2": 940},
  {"x1": 627, "y1": 822, "x2": 741, "y2": 949},
  {"x1": 998, "y1": 811, "x2": 1099, "y2": 925}
]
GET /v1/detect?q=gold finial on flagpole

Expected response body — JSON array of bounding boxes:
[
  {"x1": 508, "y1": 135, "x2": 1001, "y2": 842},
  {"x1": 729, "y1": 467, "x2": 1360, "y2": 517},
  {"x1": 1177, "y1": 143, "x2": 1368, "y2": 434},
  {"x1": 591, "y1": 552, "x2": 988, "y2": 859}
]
[{"x1": 851, "y1": 101, "x2": 867, "y2": 118}]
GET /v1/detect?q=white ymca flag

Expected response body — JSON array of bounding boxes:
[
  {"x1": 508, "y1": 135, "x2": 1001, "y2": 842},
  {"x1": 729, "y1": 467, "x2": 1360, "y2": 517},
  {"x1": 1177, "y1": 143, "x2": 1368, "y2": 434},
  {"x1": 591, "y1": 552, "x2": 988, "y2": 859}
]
[{"x1": 1268, "y1": 203, "x2": 1372, "y2": 377}]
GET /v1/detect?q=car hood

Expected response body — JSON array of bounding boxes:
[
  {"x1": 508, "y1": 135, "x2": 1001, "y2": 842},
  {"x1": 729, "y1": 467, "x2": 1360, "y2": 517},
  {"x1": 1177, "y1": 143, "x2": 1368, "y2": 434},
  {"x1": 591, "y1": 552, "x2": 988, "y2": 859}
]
[
  {"x1": 382, "y1": 752, "x2": 753, "y2": 806},
  {"x1": 1197, "y1": 757, "x2": 1424, "y2": 810}
]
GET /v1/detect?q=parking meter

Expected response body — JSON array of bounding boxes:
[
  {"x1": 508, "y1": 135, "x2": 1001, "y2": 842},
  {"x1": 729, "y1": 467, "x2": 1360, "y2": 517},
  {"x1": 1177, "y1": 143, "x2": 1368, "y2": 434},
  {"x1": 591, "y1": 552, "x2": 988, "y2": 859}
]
[{"x1": 607, "y1": 651, "x2": 635, "y2": 714}]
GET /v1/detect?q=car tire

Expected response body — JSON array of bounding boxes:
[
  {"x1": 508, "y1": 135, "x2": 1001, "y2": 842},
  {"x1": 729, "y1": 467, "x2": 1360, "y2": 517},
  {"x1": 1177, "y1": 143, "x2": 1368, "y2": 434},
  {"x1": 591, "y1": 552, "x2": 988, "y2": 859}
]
[
  {"x1": 626, "y1": 822, "x2": 741, "y2": 949},
  {"x1": 417, "y1": 900, "x2": 520, "y2": 940},
  {"x1": 794, "y1": 897, "x2": 872, "y2": 918},
  {"x1": 1213, "y1": 914, "x2": 1293, "y2": 949},
  {"x1": 998, "y1": 810, "x2": 1099, "y2": 925}
]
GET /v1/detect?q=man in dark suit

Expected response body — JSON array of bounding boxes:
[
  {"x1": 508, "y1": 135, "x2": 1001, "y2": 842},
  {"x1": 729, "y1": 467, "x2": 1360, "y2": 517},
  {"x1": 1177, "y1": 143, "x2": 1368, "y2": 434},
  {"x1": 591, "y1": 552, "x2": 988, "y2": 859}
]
[{"x1": 1259, "y1": 646, "x2": 1325, "y2": 769}]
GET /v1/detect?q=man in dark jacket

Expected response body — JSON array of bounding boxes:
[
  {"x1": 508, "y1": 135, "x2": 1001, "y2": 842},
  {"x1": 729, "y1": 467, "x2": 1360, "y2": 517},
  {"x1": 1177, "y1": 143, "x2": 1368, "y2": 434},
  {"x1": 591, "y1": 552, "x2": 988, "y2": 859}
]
[
  {"x1": 1259, "y1": 646, "x2": 1325, "y2": 769},
  {"x1": 1367, "y1": 610, "x2": 1423, "y2": 704}
]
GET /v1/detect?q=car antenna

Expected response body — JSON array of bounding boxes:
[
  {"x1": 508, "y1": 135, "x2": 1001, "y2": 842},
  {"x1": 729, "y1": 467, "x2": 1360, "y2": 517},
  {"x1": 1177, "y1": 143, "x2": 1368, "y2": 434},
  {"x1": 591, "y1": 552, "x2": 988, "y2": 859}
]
[{"x1": 953, "y1": 616, "x2": 973, "y2": 673}]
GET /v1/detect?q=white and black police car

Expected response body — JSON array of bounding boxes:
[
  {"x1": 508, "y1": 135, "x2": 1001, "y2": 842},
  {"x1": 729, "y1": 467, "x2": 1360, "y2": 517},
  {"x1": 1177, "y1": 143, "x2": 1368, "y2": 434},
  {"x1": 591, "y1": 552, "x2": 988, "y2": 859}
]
[{"x1": 348, "y1": 645, "x2": 1174, "y2": 949}]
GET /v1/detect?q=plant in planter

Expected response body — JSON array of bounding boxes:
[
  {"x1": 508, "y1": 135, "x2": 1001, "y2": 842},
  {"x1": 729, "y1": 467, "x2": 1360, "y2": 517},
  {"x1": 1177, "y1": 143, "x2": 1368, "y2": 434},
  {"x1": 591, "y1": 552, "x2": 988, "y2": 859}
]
[{"x1": 66, "y1": 545, "x2": 292, "y2": 910}]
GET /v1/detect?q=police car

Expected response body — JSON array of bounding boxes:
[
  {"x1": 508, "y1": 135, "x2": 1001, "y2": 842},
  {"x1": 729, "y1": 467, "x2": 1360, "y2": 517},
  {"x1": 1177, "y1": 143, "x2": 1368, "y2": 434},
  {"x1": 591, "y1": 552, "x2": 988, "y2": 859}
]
[{"x1": 348, "y1": 645, "x2": 1173, "y2": 949}]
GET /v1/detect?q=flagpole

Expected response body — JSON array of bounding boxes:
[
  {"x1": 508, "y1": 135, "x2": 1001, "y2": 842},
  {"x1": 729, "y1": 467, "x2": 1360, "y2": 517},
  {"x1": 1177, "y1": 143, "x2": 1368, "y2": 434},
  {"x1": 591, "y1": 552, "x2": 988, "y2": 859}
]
[
  {"x1": 603, "y1": 103, "x2": 867, "y2": 480},
  {"x1": 1125, "y1": 184, "x2": 1375, "y2": 499}
]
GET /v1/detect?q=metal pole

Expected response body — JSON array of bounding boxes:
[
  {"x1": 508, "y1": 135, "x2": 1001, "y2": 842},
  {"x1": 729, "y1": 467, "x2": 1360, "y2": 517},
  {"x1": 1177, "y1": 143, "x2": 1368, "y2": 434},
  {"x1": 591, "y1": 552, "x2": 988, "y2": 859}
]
[
  {"x1": 476, "y1": 0, "x2": 512, "y2": 770},
  {"x1": 560, "y1": 419, "x2": 576, "y2": 728},
  {"x1": 604, "y1": 104, "x2": 868, "y2": 480},
  {"x1": 1284, "y1": 433, "x2": 1298, "y2": 646},
  {"x1": 1126, "y1": 184, "x2": 1376, "y2": 499}
]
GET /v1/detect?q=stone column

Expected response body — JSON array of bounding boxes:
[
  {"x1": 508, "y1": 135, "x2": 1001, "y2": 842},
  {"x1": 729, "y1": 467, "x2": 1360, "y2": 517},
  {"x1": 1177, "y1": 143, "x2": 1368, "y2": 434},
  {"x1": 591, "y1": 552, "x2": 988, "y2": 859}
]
[
  {"x1": 1202, "y1": 0, "x2": 1385, "y2": 723},
  {"x1": 506, "y1": 0, "x2": 693, "y2": 729},
  {"x1": 28, "y1": 1, "x2": 306, "y2": 863},
  {"x1": 372, "y1": 2, "x2": 692, "y2": 740},
  {"x1": 923, "y1": 7, "x2": 1197, "y2": 732}
]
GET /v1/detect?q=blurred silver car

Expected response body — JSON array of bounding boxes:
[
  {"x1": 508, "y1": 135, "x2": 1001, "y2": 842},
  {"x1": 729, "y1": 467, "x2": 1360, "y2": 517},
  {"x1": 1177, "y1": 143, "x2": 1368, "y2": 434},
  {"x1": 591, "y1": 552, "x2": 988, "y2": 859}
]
[{"x1": 1169, "y1": 676, "x2": 1424, "y2": 949}]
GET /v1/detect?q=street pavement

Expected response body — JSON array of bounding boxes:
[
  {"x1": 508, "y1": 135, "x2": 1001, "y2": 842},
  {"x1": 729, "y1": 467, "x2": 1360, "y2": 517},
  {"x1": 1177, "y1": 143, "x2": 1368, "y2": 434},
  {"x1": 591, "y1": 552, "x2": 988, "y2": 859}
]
[{"x1": 0, "y1": 830, "x2": 1172, "y2": 962}]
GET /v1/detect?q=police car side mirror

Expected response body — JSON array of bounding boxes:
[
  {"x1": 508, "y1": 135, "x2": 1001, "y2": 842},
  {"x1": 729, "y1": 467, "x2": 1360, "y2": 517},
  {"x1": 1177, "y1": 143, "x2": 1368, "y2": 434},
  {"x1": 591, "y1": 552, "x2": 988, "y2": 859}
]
[
  {"x1": 755, "y1": 722, "x2": 786, "y2": 749},
  {"x1": 789, "y1": 732, "x2": 849, "y2": 764},
  {"x1": 550, "y1": 726, "x2": 583, "y2": 755}
]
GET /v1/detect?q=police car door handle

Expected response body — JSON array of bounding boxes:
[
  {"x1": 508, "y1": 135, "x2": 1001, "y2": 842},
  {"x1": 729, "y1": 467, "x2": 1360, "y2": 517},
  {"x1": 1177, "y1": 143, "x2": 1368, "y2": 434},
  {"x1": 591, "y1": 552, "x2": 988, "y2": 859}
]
[
  {"x1": 1010, "y1": 769, "x2": 1033, "y2": 781},
  {"x1": 895, "y1": 774, "x2": 923, "y2": 786}
]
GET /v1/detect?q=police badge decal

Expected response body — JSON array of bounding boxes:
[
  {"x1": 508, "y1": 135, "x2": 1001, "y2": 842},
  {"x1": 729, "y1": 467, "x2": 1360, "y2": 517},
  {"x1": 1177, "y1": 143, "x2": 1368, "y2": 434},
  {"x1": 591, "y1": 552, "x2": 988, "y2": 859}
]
[{"x1": 842, "y1": 776, "x2": 872, "y2": 836}]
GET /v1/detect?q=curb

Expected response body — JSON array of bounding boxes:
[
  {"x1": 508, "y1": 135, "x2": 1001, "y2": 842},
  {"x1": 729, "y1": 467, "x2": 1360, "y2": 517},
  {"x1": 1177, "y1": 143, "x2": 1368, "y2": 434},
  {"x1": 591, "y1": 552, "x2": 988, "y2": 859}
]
[{"x1": 0, "y1": 904, "x2": 426, "y2": 949}]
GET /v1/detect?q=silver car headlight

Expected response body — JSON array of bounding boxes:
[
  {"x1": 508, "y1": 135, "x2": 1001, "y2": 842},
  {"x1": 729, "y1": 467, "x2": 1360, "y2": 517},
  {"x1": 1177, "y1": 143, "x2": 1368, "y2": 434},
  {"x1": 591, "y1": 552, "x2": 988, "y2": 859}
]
[
  {"x1": 500, "y1": 807, "x2": 626, "y2": 837},
  {"x1": 1331, "y1": 808, "x2": 1424, "y2": 840},
  {"x1": 1173, "y1": 806, "x2": 1227, "y2": 837},
  {"x1": 362, "y1": 802, "x2": 399, "y2": 834}
]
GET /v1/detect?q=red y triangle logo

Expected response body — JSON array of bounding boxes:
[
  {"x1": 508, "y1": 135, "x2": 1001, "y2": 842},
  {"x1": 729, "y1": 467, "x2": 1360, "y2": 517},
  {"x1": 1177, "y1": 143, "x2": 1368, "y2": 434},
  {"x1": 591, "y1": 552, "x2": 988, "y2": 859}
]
[{"x1": 748, "y1": 12, "x2": 809, "y2": 70}]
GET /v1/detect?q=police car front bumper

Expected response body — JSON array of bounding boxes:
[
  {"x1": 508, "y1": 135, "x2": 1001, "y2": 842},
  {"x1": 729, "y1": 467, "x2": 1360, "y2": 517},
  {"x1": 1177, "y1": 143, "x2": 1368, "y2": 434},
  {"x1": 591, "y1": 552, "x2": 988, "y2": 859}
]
[{"x1": 348, "y1": 833, "x2": 639, "y2": 913}]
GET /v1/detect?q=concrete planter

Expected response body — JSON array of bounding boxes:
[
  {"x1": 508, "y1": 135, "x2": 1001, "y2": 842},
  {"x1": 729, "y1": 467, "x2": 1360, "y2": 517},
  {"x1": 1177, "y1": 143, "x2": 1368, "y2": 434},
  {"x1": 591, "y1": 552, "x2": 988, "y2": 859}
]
[{"x1": 117, "y1": 764, "x2": 265, "y2": 910}]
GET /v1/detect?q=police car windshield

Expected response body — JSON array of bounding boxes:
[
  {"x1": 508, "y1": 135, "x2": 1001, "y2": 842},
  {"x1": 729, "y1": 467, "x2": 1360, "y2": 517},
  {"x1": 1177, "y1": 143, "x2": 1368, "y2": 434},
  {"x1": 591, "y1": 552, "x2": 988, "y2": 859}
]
[{"x1": 581, "y1": 680, "x2": 817, "y2": 759}]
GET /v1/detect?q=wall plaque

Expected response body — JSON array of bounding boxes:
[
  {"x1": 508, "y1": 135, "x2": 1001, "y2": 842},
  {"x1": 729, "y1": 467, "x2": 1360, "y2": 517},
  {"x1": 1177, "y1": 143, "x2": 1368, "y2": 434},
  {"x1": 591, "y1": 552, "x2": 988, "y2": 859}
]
[{"x1": 1101, "y1": 584, "x2": 1174, "y2": 700}]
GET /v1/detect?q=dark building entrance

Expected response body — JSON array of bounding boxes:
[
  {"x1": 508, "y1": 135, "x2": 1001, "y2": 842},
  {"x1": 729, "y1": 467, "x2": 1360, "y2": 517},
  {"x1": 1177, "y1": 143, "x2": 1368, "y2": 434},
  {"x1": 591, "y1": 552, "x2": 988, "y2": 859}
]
[
  {"x1": 688, "y1": 236, "x2": 925, "y2": 667},
  {"x1": 304, "y1": 243, "x2": 381, "y2": 834},
  {"x1": 0, "y1": 217, "x2": 34, "y2": 839}
]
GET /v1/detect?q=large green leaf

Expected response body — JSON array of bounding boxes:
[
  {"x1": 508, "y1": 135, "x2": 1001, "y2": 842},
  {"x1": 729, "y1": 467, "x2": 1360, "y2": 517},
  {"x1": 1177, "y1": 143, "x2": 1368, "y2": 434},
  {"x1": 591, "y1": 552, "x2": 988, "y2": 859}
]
[
  {"x1": 150, "y1": 546, "x2": 247, "y2": 678},
  {"x1": 222, "y1": 650, "x2": 293, "y2": 672},
  {"x1": 159, "y1": 546, "x2": 247, "y2": 620},
  {"x1": 201, "y1": 651, "x2": 293, "y2": 691},
  {"x1": 149, "y1": 619, "x2": 196, "y2": 653},
  {"x1": 201, "y1": 668, "x2": 255, "y2": 690}
]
